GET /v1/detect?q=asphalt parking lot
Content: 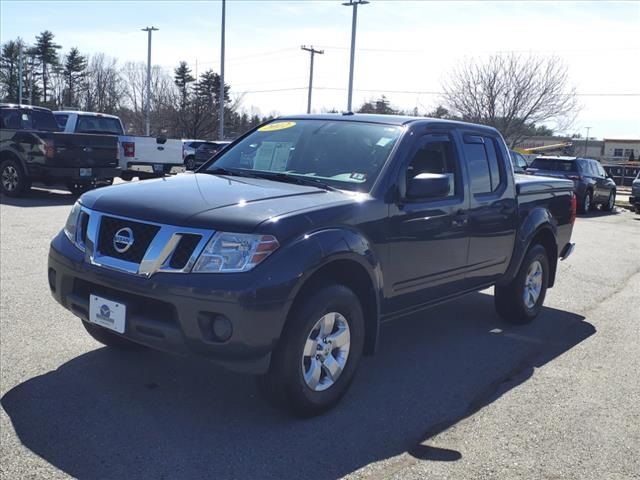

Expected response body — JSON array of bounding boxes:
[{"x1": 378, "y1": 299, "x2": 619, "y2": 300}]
[{"x1": 1, "y1": 187, "x2": 639, "y2": 480}]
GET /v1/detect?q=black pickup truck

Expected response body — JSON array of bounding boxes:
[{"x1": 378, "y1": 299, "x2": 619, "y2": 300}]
[
  {"x1": 0, "y1": 104, "x2": 119, "y2": 196},
  {"x1": 48, "y1": 115, "x2": 576, "y2": 416}
]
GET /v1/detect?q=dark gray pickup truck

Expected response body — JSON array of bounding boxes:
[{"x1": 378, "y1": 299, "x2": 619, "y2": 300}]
[
  {"x1": 0, "y1": 104, "x2": 119, "y2": 196},
  {"x1": 48, "y1": 114, "x2": 576, "y2": 416}
]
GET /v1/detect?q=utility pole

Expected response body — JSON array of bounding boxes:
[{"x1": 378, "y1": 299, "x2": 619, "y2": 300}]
[
  {"x1": 141, "y1": 26, "x2": 158, "y2": 136},
  {"x1": 342, "y1": 0, "x2": 369, "y2": 112},
  {"x1": 584, "y1": 127, "x2": 591, "y2": 157},
  {"x1": 18, "y1": 44, "x2": 23, "y2": 104},
  {"x1": 301, "y1": 46, "x2": 324, "y2": 114},
  {"x1": 219, "y1": 0, "x2": 226, "y2": 140}
]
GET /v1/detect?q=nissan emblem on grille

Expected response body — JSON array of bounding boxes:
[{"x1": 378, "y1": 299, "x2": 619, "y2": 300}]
[{"x1": 113, "y1": 227, "x2": 134, "y2": 253}]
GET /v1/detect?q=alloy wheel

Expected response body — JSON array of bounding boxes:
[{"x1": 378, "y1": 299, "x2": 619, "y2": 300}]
[
  {"x1": 523, "y1": 260, "x2": 543, "y2": 309},
  {"x1": 301, "y1": 312, "x2": 351, "y2": 392},
  {"x1": 1, "y1": 165, "x2": 19, "y2": 192}
]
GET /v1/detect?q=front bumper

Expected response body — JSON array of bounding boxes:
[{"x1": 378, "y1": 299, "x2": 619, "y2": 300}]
[{"x1": 48, "y1": 231, "x2": 294, "y2": 374}]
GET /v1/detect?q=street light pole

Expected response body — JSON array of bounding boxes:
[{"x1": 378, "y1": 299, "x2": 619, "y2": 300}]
[
  {"x1": 342, "y1": 0, "x2": 368, "y2": 112},
  {"x1": 301, "y1": 46, "x2": 324, "y2": 114},
  {"x1": 18, "y1": 44, "x2": 23, "y2": 105},
  {"x1": 141, "y1": 26, "x2": 158, "y2": 136},
  {"x1": 584, "y1": 127, "x2": 591, "y2": 157},
  {"x1": 219, "y1": 0, "x2": 226, "y2": 140}
]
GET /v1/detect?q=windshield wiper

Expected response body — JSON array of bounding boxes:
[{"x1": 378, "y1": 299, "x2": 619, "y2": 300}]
[
  {"x1": 205, "y1": 167, "x2": 261, "y2": 179},
  {"x1": 251, "y1": 171, "x2": 338, "y2": 192}
]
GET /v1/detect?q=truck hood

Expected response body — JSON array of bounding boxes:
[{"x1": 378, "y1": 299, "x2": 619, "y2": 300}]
[{"x1": 79, "y1": 173, "x2": 353, "y2": 231}]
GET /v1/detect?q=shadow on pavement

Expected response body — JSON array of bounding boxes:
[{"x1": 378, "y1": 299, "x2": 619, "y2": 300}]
[
  {"x1": 2, "y1": 292, "x2": 594, "y2": 480},
  {"x1": 0, "y1": 187, "x2": 76, "y2": 207}
]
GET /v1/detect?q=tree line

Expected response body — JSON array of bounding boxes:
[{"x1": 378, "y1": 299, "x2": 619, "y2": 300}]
[
  {"x1": 0, "y1": 30, "x2": 271, "y2": 139},
  {"x1": 1, "y1": 32, "x2": 579, "y2": 146}
]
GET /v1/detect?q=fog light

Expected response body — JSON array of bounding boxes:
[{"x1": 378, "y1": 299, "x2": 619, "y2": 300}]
[{"x1": 212, "y1": 315, "x2": 233, "y2": 342}]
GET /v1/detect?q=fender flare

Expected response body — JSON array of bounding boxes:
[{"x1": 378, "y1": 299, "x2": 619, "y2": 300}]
[
  {"x1": 497, "y1": 207, "x2": 558, "y2": 287},
  {"x1": 284, "y1": 228, "x2": 384, "y2": 354}
]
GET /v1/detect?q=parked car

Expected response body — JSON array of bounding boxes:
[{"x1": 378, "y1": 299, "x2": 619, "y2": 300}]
[
  {"x1": 194, "y1": 141, "x2": 231, "y2": 169},
  {"x1": 182, "y1": 139, "x2": 208, "y2": 170},
  {"x1": 1, "y1": 104, "x2": 119, "y2": 196},
  {"x1": 49, "y1": 114, "x2": 576, "y2": 416},
  {"x1": 54, "y1": 111, "x2": 184, "y2": 179},
  {"x1": 528, "y1": 156, "x2": 616, "y2": 214},
  {"x1": 630, "y1": 171, "x2": 640, "y2": 213},
  {"x1": 510, "y1": 150, "x2": 529, "y2": 173}
]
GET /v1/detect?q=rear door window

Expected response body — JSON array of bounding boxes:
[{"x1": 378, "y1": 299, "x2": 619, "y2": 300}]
[
  {"x1": 0, "y1": 108, "x2": 22, "y2": 129},
  {"x1": 463, "y1": 134, "x2": 504, "y2": 194}
]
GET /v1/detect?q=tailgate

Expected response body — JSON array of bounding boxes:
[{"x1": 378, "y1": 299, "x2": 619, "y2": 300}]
[{"x1": 50, "y1": 132, "x2": 119, "y2": 167}]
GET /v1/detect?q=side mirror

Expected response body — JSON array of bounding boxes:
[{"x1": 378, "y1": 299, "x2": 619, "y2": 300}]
[
  {"x1": 156, "y1": 135, "x2": 167, "y2": 145},
  {"x1": 406, "y1": 173, "x2": 450, "y2": 199}
]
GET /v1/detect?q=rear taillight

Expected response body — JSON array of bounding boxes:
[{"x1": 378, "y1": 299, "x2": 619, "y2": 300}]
[
  {"x1": 123, "y1": 142, "x2": 135, "y2": 157},
  {"x1": 570, "y1": 193, "x2": 577, "y2": 225}
]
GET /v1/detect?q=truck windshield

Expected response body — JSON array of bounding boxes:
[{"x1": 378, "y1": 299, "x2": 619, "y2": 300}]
[
  {"x1": 530, "y1": 158, "x2": 577, "y2": 172},
  {"x1": 76, "y1": 116, "x2": 124, "y2": 135},
  {"x1": 205, "y1": 120, "x2": 403, "y2": 192}
]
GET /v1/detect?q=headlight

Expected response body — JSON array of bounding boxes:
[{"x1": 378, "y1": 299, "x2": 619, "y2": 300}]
[
  {"x1": 192, "y1": 232, "x2": 279, "y2": 273},
  {"x1": 63, "y1": 201, "x2": 82, "y2": 246}
]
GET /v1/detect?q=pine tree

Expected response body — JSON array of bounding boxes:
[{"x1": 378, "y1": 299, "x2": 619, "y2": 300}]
[
  {"x1": 33, "y1": 30, "x2": 61, "y2": 104},
  {"x1": 63, "y1": 47, "x2": 87, "y2": 107},
  {"x1": 0, "y1": 40, "x2": 23, "y2": 102},
  {"x1": 174, "y1": 61, "x2": 194, "y2": 110}
]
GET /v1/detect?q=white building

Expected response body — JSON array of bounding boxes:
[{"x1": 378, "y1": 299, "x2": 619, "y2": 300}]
[{"x1": 603, "y1": 139, "x2": 640, "y2": 162}]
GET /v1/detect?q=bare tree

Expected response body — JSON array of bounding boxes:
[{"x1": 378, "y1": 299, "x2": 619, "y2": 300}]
[
  {"x1": 442, "y1": 54, "x2": 579, "y2": 146},
  {"x1": 120, "y1": 62, "x2": 177, "y2": 135},
  {"x1": 81, "y1": 54, "x2": 123, "y2": 114}
]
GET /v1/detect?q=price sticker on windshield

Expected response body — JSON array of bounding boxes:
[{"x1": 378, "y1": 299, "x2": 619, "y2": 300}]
[{"x1": 258, "y1": 121, "x2": 296, "y2": 132}]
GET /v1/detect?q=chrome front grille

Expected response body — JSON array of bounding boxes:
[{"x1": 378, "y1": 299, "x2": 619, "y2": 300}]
[{"x1": 80, "y1": 206, "x2": 213, "y2": 276}]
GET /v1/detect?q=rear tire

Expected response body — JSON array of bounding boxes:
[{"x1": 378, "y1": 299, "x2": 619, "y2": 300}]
[
  {"x1": 185, "y1": 156, "x2": 196, "y2": 171},
  {"x1": 495, "y1": 244, "x2": 549, "y2": 325},
  {"x1": 258, "y1": 284, "x2": 365, "y2": 417},
  {"x1": 81, "y1": 321, "x2": 144, "y2": 350},
  {"x1": 1, "y1": 158, "x2": 30, "y2": 197},
  {"x1": 602, "y1": 190, "x2": 615, "y2": 212}
]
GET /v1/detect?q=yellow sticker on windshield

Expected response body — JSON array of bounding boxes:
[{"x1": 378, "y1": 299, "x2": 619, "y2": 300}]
[{"x1": 258, "y1": 121, "x2": 296, "y2": 132}]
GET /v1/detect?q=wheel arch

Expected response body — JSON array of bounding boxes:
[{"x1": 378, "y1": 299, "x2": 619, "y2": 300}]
[
  {"x1": 498, "y1": 207, "x2": 559, "y2": 288},
  {"x1": 285, "y1": 257, "x2": 380, "y2": 356}
]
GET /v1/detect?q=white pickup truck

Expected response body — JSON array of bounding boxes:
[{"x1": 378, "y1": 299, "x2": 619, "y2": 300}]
[{"x1": 54, "y1": 111, "x2": 185, "y2": 179}]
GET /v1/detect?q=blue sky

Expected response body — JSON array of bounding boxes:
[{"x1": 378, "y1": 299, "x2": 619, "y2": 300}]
[{"x1": 2, "y1": 0, "x2": 639, "y2": 137}]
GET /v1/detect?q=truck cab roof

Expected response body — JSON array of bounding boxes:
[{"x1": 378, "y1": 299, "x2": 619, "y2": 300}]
[
  {"x1": 53, "y1": 110, "x2": 120, "y2": 120},
  {"x1": 275, "y1": 113, "x2": 502, "y2": 135}
]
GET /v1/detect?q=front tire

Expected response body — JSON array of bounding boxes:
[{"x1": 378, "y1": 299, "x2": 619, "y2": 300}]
[
  {"x1": 81, "y1": 321, "x2": 144, "y2": 350},
  {"x1": 1, "y1": 158, "x2": 30, "y2": 197},
  {"x1": 495, "y1": 244, "x2": 549, "y2": 325},
  {"x1": 258, "y1": 284, "x2": 365, "y2": 417}
]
